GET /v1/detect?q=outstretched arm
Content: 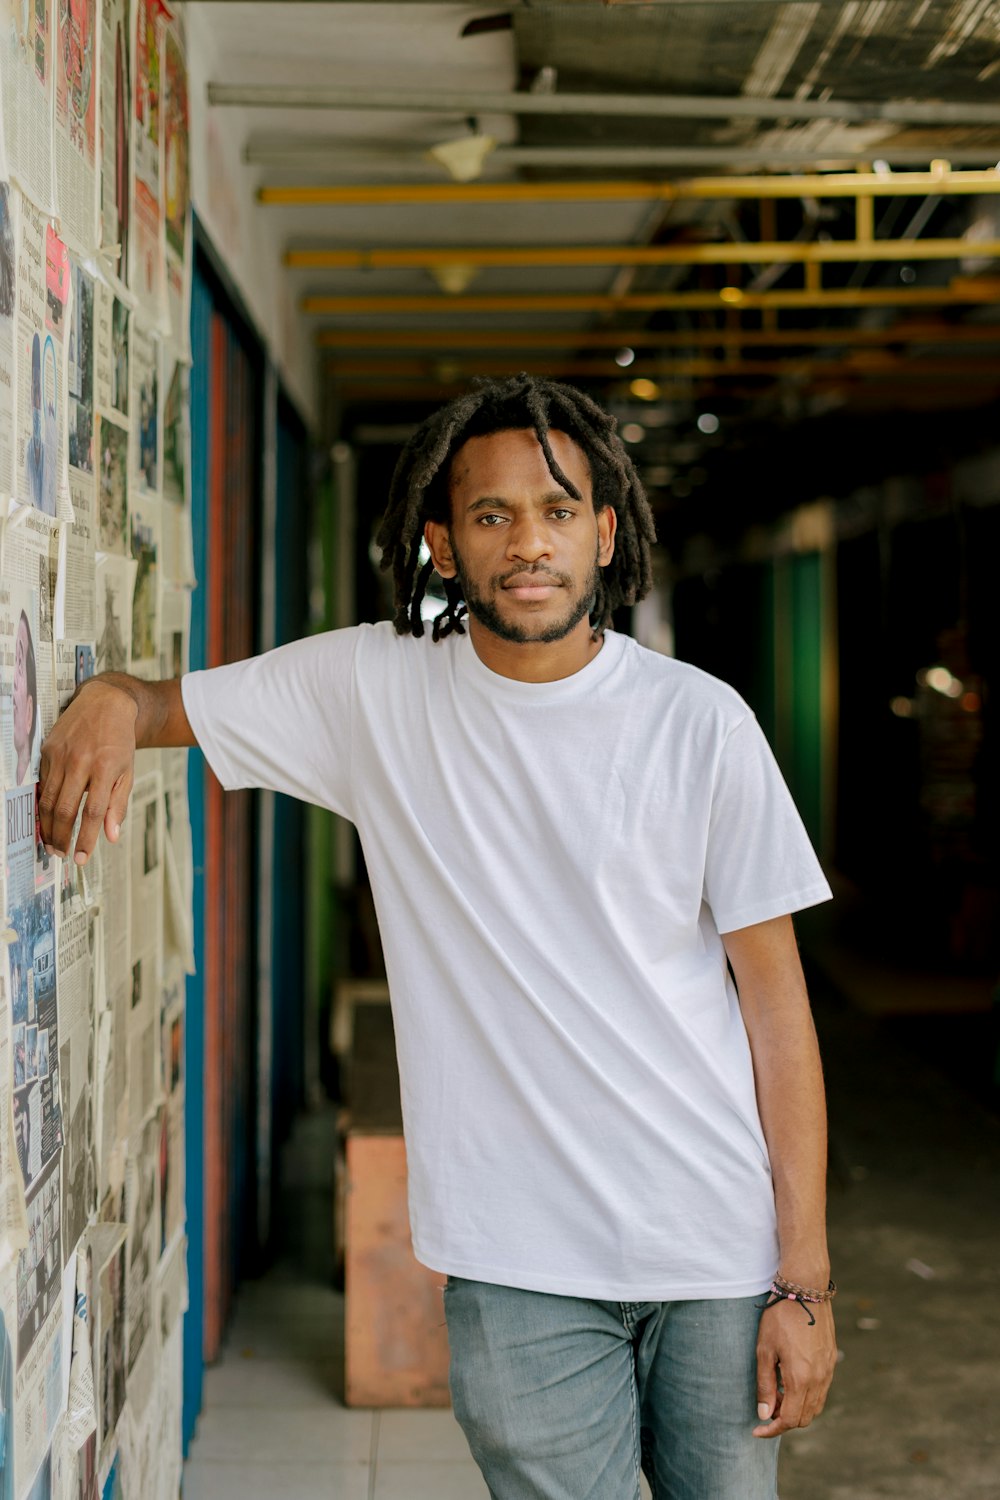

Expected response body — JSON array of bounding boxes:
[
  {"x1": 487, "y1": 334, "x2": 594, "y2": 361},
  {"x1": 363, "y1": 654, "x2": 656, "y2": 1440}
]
[
  {"x1": 722, "y1": 912, "x2": 838, "y2": 1439},
  {"x1": 39, "y1": 673, "x2": 196, "y2": 865}
]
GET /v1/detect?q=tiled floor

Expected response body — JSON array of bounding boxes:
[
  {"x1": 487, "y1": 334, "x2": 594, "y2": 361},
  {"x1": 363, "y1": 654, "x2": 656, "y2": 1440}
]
[{"x1": 183, "y1": 1110, "x2": 491, "y2": 1500}]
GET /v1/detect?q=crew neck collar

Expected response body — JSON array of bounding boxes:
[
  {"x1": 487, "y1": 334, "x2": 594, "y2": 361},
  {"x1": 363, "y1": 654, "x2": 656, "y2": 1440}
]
[{"x1": 456, "y1": 628, "x2": 627, "y2": 700}]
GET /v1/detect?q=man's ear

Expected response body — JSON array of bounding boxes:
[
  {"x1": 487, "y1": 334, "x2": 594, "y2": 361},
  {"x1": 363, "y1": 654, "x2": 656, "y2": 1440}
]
[
  {"x1": 597, "y1": 504, "x2": 617, "y2": 567},
  {"x1": 424, "y1": 520, "x2": 457, "y2": 579}
]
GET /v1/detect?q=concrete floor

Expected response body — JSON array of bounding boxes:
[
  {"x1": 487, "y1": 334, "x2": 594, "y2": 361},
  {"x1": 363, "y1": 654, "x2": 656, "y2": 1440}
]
[{"x1": 184, "y1": 968, "x2": 1000, "y2": 1500}]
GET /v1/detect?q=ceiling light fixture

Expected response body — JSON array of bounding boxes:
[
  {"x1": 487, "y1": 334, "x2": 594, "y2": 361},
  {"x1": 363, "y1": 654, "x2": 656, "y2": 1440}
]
[
  {"x1": 429, "y1": 263, "x2": 480, "y2": 295},
  {"x1": 427, "y1": 132, "x2": 497, "y2": 182}
]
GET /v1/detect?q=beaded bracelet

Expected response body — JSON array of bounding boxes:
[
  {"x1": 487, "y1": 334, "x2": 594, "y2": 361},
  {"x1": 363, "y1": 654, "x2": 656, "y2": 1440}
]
[{"x1": 758, "y1": 1274, "x2": 837, "y2": 1327}]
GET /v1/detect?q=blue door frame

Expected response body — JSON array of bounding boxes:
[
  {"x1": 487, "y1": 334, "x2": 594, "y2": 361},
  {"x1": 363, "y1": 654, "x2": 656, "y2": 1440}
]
[{"x1": 182, "y1": 265, "x2": 212, "y2": 1452}]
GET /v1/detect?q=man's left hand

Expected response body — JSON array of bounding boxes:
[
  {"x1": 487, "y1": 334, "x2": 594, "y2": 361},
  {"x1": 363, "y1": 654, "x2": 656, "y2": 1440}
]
[{"x1": 753, "y1": 1298, "x2": 837, "y2": 1437}]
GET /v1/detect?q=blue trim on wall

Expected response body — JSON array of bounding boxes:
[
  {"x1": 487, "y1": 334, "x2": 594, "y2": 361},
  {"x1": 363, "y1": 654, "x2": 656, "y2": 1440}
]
[
  {"x1": 269, "y1": 410, "x2": 307, "y2": 1141},
  {"x1": 183, "y1": 260, "x2": 212, "y2": 1453}
]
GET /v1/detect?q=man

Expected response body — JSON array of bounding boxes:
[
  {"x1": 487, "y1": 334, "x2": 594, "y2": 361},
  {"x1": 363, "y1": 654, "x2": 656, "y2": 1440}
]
[{"x1": 41, "y1": 375, "x2": 837, "y2": 1499}]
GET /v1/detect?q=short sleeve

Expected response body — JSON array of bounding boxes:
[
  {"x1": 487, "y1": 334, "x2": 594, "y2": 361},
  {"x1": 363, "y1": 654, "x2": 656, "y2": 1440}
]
[
  {"x1": 180, "y1": 628, "x2": 360, "y2": 818},
  {"x1": 703, "y1": 713, "x2": 832, "y2": 933}
]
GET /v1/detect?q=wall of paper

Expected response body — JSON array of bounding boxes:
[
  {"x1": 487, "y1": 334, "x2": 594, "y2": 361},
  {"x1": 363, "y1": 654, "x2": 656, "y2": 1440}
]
[{"x1": 0, "y1": 1, "x2": 193, "y2": 1496}]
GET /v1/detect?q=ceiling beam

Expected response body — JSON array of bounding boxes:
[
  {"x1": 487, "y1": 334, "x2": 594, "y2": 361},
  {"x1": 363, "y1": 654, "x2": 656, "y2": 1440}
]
[
  {"x1": 315, "y1": 324, "x2": 1000, "y2": 351},
  {"x1": 301, "y1": 283, "x2": 1000, "y2": 315},
  {"x1": 210, "y1": 82, "x2": 1000, "y2": 127},
  {"x1": 288, "y1": 238, "x2": 1000, "y2": 271},
  {"x1": 248, "y1": 143, "x2": 1000, "y2": 172},
  {"x1": 324, "y1": 354, "x2": 1000, "y2": 380},
  {"x1": 259, "y1": 171, "x2": 1000, "y2": 207}
]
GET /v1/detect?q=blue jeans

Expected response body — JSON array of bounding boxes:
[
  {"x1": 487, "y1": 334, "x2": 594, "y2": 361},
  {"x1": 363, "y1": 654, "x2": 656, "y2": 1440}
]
[{"x1": 443, "y1": 1278, "x2": 779, "y2": 1500}]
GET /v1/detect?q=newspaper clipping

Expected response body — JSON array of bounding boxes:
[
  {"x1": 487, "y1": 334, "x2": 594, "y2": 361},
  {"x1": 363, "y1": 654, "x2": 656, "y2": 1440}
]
[
  {"x1": 131, "y1": 0, "x2": 165, "y2": 320},
  {"x1": 129, "y1": 496, "x2": 159, "y2": 681},
  {"x1": 95, "y1": 552, "x2": 134, "y2": 676},
  {"x1": 131, "y1": 319, "x2": 158, "y2": 499},
  {"x1": 162, "y1": 23, "x2": 189, "y2": 355},
  {"x1": 0, "y1": 951, "x2": 29, "y2": 1268},
  {"x1": 98, "y1": 0, "x2": 130, "y2": 289},
  {"x1": 127, "y1": 771, "x2": 161, "y2": 1134},
  {"x1": 15, "y1": 200, "x2": 71, "y2": 521},
  {"x1": 58, "y1": 911, "x2": 97, "y2": 1269},
  {"x1": 0, "y1": 175, "x2": 14, "y2": 496},
  {"x1": 0, "y1": 0, "x2": 56, "y2": 216},
  {"x1": 63, "y1": 259, "x2": 97, "y2": 644},
  {"x1": 54, "y1": 0, "x2": 99, "y2": 253},
  {"x1": 158, "y1": 975, "x2": 182, "y2": 1250},
  {"x1": 94, "y1": 278, "x2": 130, "y2": 556}
]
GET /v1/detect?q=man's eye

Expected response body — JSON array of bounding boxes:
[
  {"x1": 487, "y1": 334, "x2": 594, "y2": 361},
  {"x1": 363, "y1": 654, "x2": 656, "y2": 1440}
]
[
  {"x1": 478, "y1": 514, "x2": 507, "y2": 527},
  {"x1": 549, "y1": 508, "x2": 574, "y2": 521}
]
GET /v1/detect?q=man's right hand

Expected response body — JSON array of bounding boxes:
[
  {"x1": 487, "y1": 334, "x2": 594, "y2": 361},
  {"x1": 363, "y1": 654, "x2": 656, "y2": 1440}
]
[{"x1": 39, "y1": 674, "x2": 194, "y2": 865}]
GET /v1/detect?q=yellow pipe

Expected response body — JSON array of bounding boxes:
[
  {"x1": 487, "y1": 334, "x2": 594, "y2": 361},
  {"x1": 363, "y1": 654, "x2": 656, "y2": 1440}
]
[
  {"x1": 260, "y1": 170, "x2": 1000, "y2": 207},
  {"x1": 302, "y1": 283, "x2": 1000, "y2": 315},
  {"x1": 286, "y1": 237, "x2": 1000, "y2": 270},
  {"x1": 315, "y1": 323, "x2": 1000, "y2": 350}
]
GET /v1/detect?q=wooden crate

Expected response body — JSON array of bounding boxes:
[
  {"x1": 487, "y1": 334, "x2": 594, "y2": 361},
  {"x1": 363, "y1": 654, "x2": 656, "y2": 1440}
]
[
  {"x1": 342, "y1": 1003, "x2": 451, "y2": 1408},
  {"x1": 344, "y1": 1135, "x2": 451, "y2": 1408}
]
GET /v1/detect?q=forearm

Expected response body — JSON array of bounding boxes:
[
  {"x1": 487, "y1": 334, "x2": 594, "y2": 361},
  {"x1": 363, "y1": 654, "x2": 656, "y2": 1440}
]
[
  {"x1": 724, "y1": 914, "x2": 838, "y2": 1438},
  {"x1": 723, "y1": 915, "x2": 830, "y2": 1283},
  {"x1": 750, "y1": 994, "x2": 830, "y2": 1283},
  {"x1": 86, "y1": 672, "x2": 196, "y2": 749}
]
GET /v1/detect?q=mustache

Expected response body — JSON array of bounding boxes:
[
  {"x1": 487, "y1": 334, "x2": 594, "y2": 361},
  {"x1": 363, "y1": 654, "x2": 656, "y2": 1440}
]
[{"x1": 495, "y1": 565, "x2": 570, "y2": 588}]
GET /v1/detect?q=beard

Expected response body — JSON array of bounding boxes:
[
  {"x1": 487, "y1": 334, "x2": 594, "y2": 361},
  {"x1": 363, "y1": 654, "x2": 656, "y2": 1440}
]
[{"x1": 448, "y1": 538, "x2": 601, "y2": 645}]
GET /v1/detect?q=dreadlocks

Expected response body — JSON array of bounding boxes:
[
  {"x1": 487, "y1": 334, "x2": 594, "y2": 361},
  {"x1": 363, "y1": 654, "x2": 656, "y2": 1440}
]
[{"x1": 375, "y1": 374, "x2": 657, "y2": 641}]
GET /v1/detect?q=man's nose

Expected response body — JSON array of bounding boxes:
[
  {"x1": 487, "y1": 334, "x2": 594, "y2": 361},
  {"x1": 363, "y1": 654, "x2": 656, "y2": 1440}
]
[{"x1": 506, "y1": 514, "x2": 551, "y2": 560}]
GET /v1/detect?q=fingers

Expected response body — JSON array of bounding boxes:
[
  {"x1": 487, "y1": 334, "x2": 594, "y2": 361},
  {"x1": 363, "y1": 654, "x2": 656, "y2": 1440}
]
[
  {"x1": 39, "y1": 762, "x2": 131, "y2": 865},
  {"x1": 753, "y1": 1365, "x2": 828, "y2": 1438},
  {"x1": 753, "y1": 1390, "x2": 803, "y2": 1439},
  {"x1": 101, "y1": 771, "x2": 134, "y2": 851},
  {"x1": 70, "y1": 775, "x2": 120, "y2": 866},
  {"x1": 754, "y1": 1392, "x2": 824, "y2": 1438},
  {"x1": 755, "y1": 1348, "x2": 778, "y2": 1429},
  {"x1": 37, "y1": 764, "x2": 74, "y2": 856}
]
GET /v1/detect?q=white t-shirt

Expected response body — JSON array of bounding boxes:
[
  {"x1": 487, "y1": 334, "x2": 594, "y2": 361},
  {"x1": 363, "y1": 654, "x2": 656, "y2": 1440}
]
[{"x1": 182, "y1": 623, "x2": 832, "y2": 1300}]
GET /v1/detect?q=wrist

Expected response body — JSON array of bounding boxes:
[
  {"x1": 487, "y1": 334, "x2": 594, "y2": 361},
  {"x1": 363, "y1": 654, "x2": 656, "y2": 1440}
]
[
  {"x1": 83, "y1": 672, "x2": 140, "y2": 725},
  {"x1": 777, "y1": 1254, "x2": 831, "y2": 1287}
]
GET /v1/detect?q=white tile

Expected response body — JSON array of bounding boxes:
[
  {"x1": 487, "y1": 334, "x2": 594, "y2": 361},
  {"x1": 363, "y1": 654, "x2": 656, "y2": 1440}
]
[
  {"x1": 234, "y1": 1284, "x2": 344, "y2": 1321},
  {"x1": 183, "y1": 1459, "x2": 370, "y2": 1500},
  {"x1": 230, "y1": 1284, "x2": 342, "y2": 1321},
  {"x1": 202, "y1": 1357, "x2": 345, "y2": 1409},
  {"x1": 222, "y1": 1317, "x2": 342, "y2": 1361},
  {"x1": 377, "y1": 1409, "x2": 472, "y2": 1465},
  {"x1": 189, "y1": 1405, "x2": 373, "y2": 1465},
  {"x1": 374, "y1": 1461, "x2": 490, "y2": 1500}
]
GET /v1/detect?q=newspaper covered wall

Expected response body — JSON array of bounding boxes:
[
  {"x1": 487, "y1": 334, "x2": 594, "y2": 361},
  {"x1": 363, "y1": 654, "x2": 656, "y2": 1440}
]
[{"x1": 0, "y1": 6, "x2": 193, "y2": 1496}]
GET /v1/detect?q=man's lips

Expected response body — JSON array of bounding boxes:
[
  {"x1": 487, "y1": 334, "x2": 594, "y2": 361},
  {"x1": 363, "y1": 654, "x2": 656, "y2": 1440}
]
[{"x1": 501, "y1": 573, "x2": 564, "y2": 600}]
